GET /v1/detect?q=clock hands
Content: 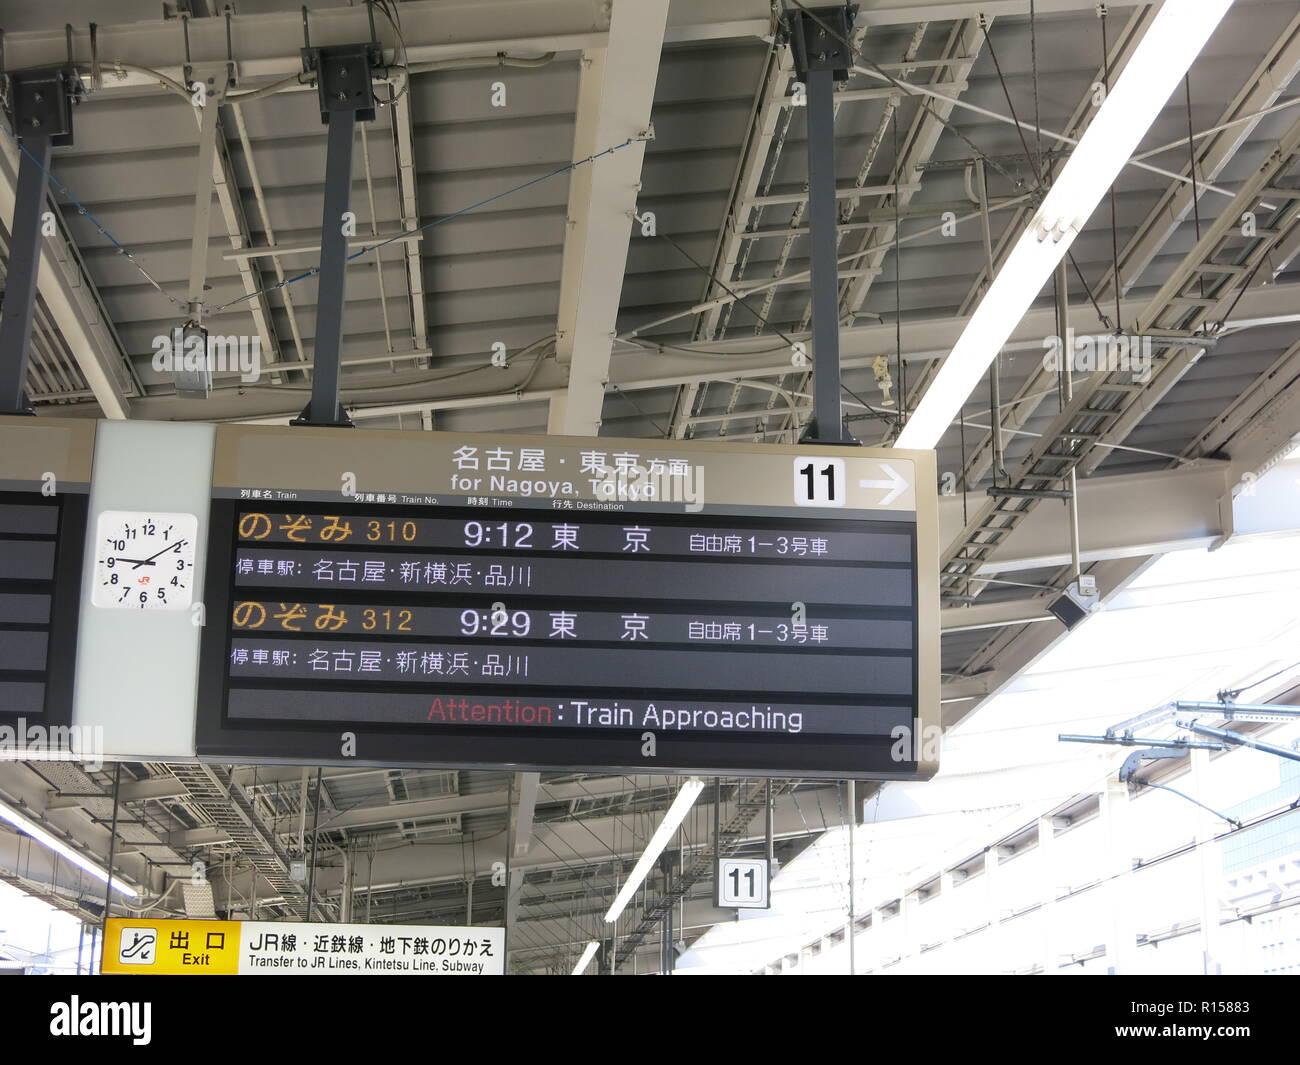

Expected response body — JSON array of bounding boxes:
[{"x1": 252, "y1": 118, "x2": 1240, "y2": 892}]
[
  {"x1": 129, "y1": 539, "x2": 189, "y2": 569},
  {"x1": 104, "y1": 539, "x2": 189, "y2": 572}
]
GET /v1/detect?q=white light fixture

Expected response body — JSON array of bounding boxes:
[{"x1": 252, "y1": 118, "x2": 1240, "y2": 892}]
[
  {"x1": 0, "y1": 800, "x2": 138, "y2": 897},
  {"x1": 894, "y1": 0, "x2": 1234, "y2": 451},
  {"x1": 571, "y1": 940, "x2": 600, "y2": 975},
  {"x1": 604, "y1": 777, "x2": 705, "y2": 923}
]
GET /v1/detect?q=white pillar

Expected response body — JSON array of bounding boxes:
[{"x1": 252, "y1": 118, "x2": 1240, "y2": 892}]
[
  {"x1": 901, "y1": 890, "x2": 918, "y2": 973},
  {"x1": 1101, "y1": 779, "x2": 1135, "y2": 973},
  {"x1": 984, "y1": 847, "x2": 1003, "y2": 973},
  {"x1": 1038, "y1": 816, "x2": 1057, "y2": 975},
  {"x1": 1190, "y1": 746, "x2": 1226, "y2": 974}
]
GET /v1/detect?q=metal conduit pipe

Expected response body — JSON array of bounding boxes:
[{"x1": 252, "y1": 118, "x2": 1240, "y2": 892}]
[
  {"x1": 93, "y1": 53, "x2": 555, "y2": 105},
  {"x1": 1180, "y1": 722, "x2": 1300, "y2": 764}
]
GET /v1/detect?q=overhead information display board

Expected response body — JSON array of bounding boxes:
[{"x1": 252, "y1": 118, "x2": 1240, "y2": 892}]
[
  {"x1": 0, "y1": 417, "x2": 94, "y2": 737},
  {"x1": 197, "y1": 424, "x2": 938, "y2": 779}
]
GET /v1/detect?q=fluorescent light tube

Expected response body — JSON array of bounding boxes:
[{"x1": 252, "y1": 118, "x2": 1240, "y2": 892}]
[
  {"x1": 571, "y1": 940, "x2": 600, "y2": 975},
  {"x1": 894, "y1": 0, "x2": 1234, "y2": 450},
  {"x1": 604, "y1": 777, "x2": 705, "y2": 923},
  {"x1": 0, "y1": 800, "x2": 139, "y2": 897}
]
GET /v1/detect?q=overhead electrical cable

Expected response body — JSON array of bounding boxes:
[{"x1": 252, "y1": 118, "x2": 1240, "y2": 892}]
[{"x1": 214, "y1": 138, "x2": 638, "y2": 313}]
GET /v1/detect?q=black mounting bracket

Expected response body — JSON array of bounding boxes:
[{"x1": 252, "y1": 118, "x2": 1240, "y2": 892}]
[
  {"x1": 1, "y1": 65, "x2": 80, "y2": 146},
  {"x1": 786, "y1": 4, "x2": 858, "y2": 81},
  {"x1": 302, "y1": 42, "x2": 383, "y2": 125},
  {"x1": 1118, "y1": 747, "x2": 1188, "y2": 789},
  {"x1": 290, "y1": 403, "x2": 355, "y2": 430}
]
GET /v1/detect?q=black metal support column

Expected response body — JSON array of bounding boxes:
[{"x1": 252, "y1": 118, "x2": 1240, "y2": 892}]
[
  {"x1": 803, "y1": 68, "x2": 852, "y2": 443},
  {"x1": 0, "y1": 66, "x2": 78, "y2": 416},
  {"x1": 789, "y1": 6, "x2": 858, "y2": 445},
  {"x1": 101, "y1": 762, "x2": 122, "y2": 932},
  {"x1": 0, "y1": 134, "x2": 51, "y2": 415},
  {"x1": 658, "y1": 849, "x2": 675, "y2": 975},
  {"x1": 300, "y1": 109, "x2": 358, "y2": 427},
  {"x1": 305, "y1": 766, "x2": 324, "y2": 921},
  {"x1": 292, "y1": 41, "x2": 381, "y2": 429}
]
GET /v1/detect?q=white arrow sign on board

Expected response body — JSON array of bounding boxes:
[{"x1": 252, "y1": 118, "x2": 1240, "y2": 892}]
[{"x1": 859, "y1": 463, "x2": 909, "y2": 506}]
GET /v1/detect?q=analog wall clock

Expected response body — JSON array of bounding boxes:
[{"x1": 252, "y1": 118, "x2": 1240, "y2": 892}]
[{"x1": 92, "y1": 510, "x2": 198, "y2": 610}]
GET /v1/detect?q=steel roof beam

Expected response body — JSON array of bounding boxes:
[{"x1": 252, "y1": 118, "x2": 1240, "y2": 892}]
[
  {"x1": 913, "y1": 5, "x2": 1157, "y2": 489},
  {"x1": 50, "y1": 279, "x2": 1298, "y2": 423},
  {"x1": 1184, "y1": 333, "x2": 1300, "y2": 480},
  {"x1": 1076, "y1": 114, "x2": 1300, "y2": 475},
  {"x1": 937, "y1": 126, "x2": 1300, "y2": 603},
  {"x1": 836, "y1": 18, "x2": 989, "y2": 328},
  {"x1": 550, "y1": 0, "x2": 669, "y2": 435},
  {"x1": 766, "y1": 19, "x2": 982, "y2": 443},
  {"x1": 260, "y1": 773, "x2": 665, "y2": 836},
  {"x1": 275, "y1": 790, "x2": 832, "y2": 899},
  {"x1": 0, "y1": 761, "x2": 191, "y2": 906},
  {"x1": 696, "y1": 42, "x2": 796, "y2": 345},
  {"x1": 0, "y1": 126, "x2": 132, "y2": 418},
  {"x1": 671, "y1": 32, "x2": 796, "y2": 439},
  {"x1": 176, "y1": 65, "x2": 285, "y2": 386},
  {"x1": 1097, "y1": 11, "x2": 1300, "y2": 304},
  {"x1": 2, "y1": 1, "x2": 770, "y2": 94},
  {"x1": 511, "y1": 773, "x2": 540, "y2": 859},
  {"x1": 390, "y1": 86, "x2": 429, "y2": 353},
  {"x1": 856, "y1": 0, "x2": 1148, "y2": 22},
  {"x1": 45, "y1": 777, "x2": 191, "y2": 809},
  {"x1": 937, "y1": 460, "x2": 1229, "y2": 579},
  {"x1": 205, "y1": 100, "x2": 284, "y2": 373}
]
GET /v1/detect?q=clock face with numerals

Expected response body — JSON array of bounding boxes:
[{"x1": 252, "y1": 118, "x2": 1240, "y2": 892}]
[{"x1": 92, "y1": 510, "x2": 198, "y2": 610}]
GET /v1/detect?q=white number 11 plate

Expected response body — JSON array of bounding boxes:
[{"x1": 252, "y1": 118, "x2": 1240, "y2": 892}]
[{"x1": 717, "y1": 857, "x2": 770, "y2": 908}]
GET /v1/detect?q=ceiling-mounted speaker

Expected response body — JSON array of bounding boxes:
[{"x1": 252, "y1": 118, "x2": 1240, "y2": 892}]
[{"x1": 1049, "y1": 576, "x2": 1100, "y2": 630}]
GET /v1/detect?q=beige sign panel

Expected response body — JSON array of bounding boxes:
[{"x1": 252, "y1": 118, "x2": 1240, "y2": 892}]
[
  {"x1": 0, "y1": 415, "x2": 97, "y2": 489},
  {"x1": 213, "y1": 423, "x2": 926, "y2": 514}
]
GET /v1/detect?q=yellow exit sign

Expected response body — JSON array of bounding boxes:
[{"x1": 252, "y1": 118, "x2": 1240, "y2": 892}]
[{"x1": 103, "y1": 918, "x2": 241, "y2": 975}]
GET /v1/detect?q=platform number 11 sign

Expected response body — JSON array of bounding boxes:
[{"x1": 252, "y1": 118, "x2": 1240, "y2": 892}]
[
  {"x1": 793, "y1": 457, "x2": 845, "y2": 507},
  {"x1": 717, "y1": 857, "x2": 771, "y2": 909}
]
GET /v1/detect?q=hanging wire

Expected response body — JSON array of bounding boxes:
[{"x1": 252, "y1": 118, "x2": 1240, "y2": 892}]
[
  {"x1": 371, "y1": 0, "x2": 410, "y2": 105},
  {"x1": 979, "y1": 15, "x2": 1038, "y2": 168},
  {"x1": 0, "y1": 125, "x2": 183, "y2": 309},
  {"x1": 645, "y1": 222, "x2": 799, "y2": 346},
  {"x1": 1185, "y1": 73, "x2": 1206, "y2": 300},
  {"x1": 892, "y1": 104, "x2": 905, "y2": 432},
  {"x1": 957, "y1": 403, "x2": 969, "y2": 528},
  {"x1": 788, "y1": 0, "x2": 1117, "y2": 330},
  {"x1": 1100, "y1": 6, "x2": 1124, "y2": 331},
  {"x1": 1218, "y1": 662, "x2": 1300, "y2": 703},
  {"x1": 785, "y1": 1, "x2": 1025, "y2": 194},
  {"x1": 1030, "y1": 0, "x2": 1045, "y2": 184},
  {"x1": 1131, "y1": 778, "x2": 1242, "y2": 830},
  {"x1": 213, "y1": 137, "x2": 639, "y2": 313}
]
